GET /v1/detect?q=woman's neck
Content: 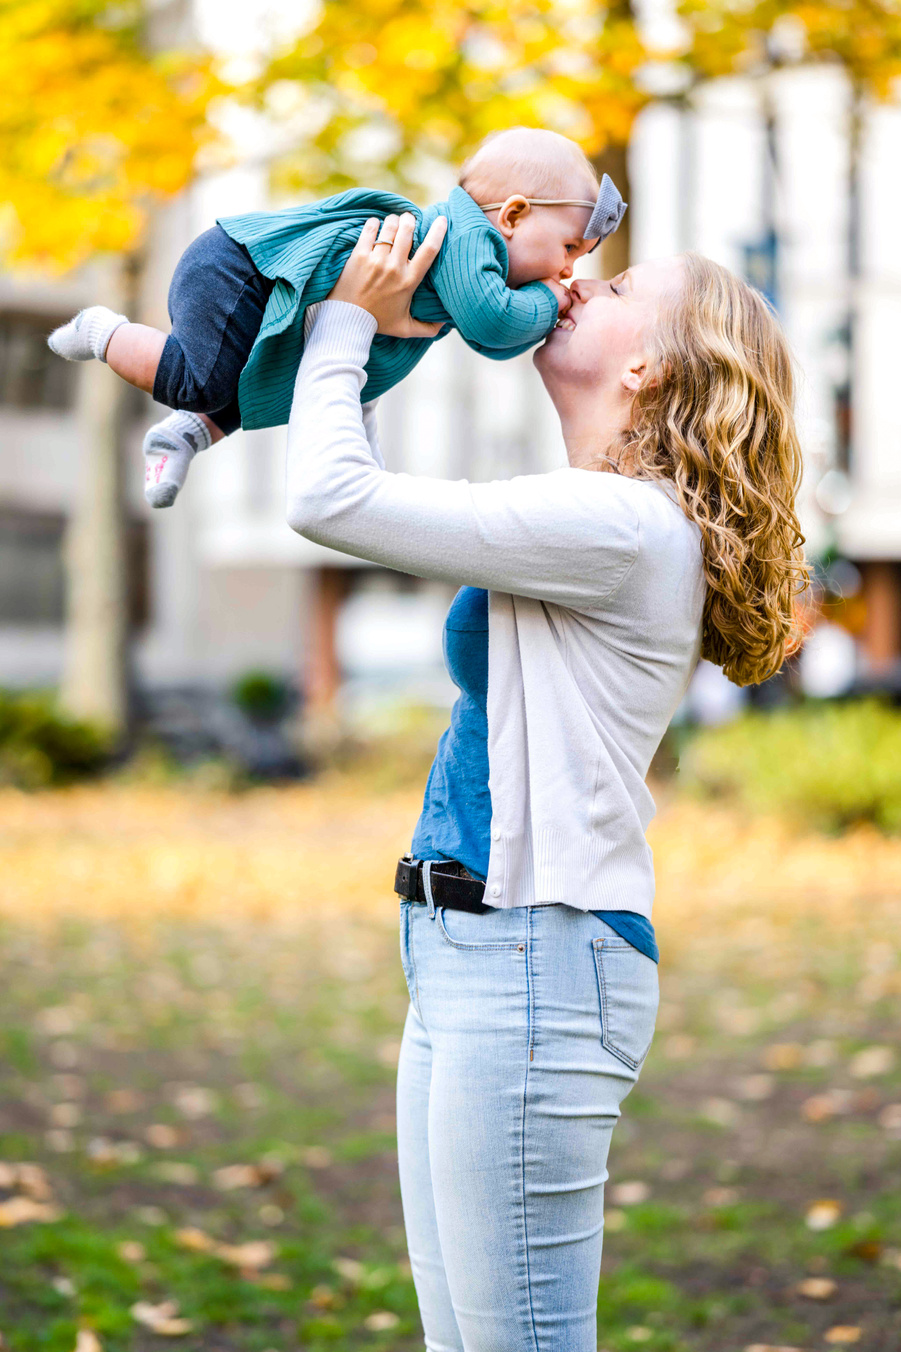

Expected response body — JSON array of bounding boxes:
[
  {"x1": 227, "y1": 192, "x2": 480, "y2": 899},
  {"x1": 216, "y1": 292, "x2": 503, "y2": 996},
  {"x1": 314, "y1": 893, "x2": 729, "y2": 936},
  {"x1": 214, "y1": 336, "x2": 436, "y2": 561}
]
[{"x1": 560, "y1": 397, "x2": 633, "y2": 474}]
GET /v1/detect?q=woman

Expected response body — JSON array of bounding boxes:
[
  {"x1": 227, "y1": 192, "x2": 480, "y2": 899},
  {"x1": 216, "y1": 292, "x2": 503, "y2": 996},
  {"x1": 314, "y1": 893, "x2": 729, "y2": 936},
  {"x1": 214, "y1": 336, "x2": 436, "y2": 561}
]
[{"x1": 286, "y1": 212, "x2": 808, "y2": 1351}]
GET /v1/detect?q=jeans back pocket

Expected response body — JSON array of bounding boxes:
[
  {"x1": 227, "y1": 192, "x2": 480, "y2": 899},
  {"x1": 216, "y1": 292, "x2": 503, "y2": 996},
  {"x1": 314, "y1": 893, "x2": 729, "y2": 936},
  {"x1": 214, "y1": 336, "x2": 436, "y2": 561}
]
[{"x1": 592, "y1": 937, "x2": 659, "y2": 1071}]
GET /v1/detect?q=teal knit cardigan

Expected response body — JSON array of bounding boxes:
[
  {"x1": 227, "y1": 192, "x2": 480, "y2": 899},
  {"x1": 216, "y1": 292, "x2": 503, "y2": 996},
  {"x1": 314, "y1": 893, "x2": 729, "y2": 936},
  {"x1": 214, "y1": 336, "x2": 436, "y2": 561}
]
[{"x1": 217, "y1": 186, "x2": 559, "y2": 430}]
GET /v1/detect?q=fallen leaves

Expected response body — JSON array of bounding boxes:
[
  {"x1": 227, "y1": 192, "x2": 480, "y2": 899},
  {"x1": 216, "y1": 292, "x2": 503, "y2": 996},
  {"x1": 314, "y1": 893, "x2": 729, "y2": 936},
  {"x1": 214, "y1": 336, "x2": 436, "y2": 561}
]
[
  {"x1": 761, "y1": 1043, "x2": 804, "y2": 1071},
  {"x1": 308, "y1": 1283, "x2": 338, "y2": 1310},
  {"x1": 848, "y1": 1045, "x2": 894, "y2": 1078},
  {"x1": 117, "y1": 1240, "x2": 146, "y2": 1263},
  {"x1": 173, "y1": 1227, "x2": 277, "y2": 1274},
  {"x1": 216, "y1": 1240, "x2": 276, "y2": 1270},
  {"x1": 212, "y1": 1156, "x2": 284, "y2": 1190},
  {"x1": 802, "y1": 1090, "x2": 855, "y2": 1123},
  {"x1": 0, "y1": 1162, "x2": 53, "y2": 1198},
  {"x1": 0, "y1": 1196, "x2": 63, "y2": 1226},
  {"x1": 805, "y1": 1199, "x2": 844, "y2": 1231},
  {"x1": 702, "y1": 1186, "x2": 741, "y2": 1208},
  {"x1": 133, "y1": 1205, "x2": 167, "y2": 1226},
  {"x1": 0, "y1": 1163, "x2": 62, "y2": 1226},
  {"x1": 49, "y1": 1103, "x2": 82, "y2": 1127},
  {"x1": 735, "y1": 1073, "x2": 775, "y2": 1101},
  {"x1": 744, "y1": 1345, "x2": 805, "y2": 1352},
  {"x1": 301, "y1": 1145, "x2": 333, "y2": 1168},
  {"x1": 131, "y1": 1301, "x2": 193, "y2": 1336},
  {"x1": 105, "y1": 1088, "x2": 145, "y2": 1113},
  {"x1": 700, "y1": 1097, "x2": 740, "y2": 1127},
  {"x1": 332, "y1": 1256, "x2": 366, "y2": 1281},
  {"x1": 36, "y1": 1005, "x2": 82, "y2": 1037},
  {"x1": 86, "y1": 1138, "x2": 143, "y2": 1166},
  {"x1": 145, "y1": 1124, "x2": 181, "y2": 1148},
  {"x1": 173, "y1": 1227, "x2": 216, "y2": 1253},
  {"x1": 363, "y1": 1312, "x2": 400, "y2": 1331},
  {"x1": 608, "y1": 1180, "x2": 650, "y2": 1206},
  {"x1": 825, "y1": 1328, "x2": 862, "y2": 1345},
  {"x1": 152, "y1": 1162, "x2": 199, "y2": 1186},
  {"x1": 795, "y1": 1276, "x2": 837, "y2": 1298},
  {"x1": 169, "y1": 1084, "x2": 219, "y2": 1120},
  {"x1": 877, "y1": 1103, "x2": 901, "y2": 1132}
]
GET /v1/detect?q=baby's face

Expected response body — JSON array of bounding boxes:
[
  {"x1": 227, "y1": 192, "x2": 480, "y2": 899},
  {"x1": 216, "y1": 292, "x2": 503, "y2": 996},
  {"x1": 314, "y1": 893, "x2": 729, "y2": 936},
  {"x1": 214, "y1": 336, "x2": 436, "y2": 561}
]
[{"x1": 500, "y1": 203, "x2": 598, "y2": 288}]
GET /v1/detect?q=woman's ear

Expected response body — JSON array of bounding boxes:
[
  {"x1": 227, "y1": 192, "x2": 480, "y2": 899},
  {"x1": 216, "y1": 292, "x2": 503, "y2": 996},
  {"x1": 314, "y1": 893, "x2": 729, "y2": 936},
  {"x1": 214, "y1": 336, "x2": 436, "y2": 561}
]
[
  {"x1": 621, "y1": 362, "x2": 646, "y2": 394},
  {"x1": 495, "y1": 196, "x2": 531, "y2": 237}
]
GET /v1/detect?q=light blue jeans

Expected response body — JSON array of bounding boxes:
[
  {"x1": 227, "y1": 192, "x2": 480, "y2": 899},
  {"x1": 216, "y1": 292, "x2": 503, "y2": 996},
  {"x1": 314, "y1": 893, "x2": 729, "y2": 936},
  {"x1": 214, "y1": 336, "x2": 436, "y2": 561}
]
[{"x1": 396, "y1": 896, "x2": 660, "y2": 1352}]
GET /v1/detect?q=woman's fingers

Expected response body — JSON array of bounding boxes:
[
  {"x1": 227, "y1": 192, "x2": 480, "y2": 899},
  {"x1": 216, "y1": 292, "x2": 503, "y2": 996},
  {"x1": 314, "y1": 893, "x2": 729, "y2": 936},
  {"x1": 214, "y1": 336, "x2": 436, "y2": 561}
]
[
  {"x1": 354, "y1": 217, "x2": 381, "y2": 255},
  {"x1": 407, "y1": 214, "x2": 448, "y2": 287},
  {"x1": 391, "y1": 212, "x2": 416, "y2": 263},
  {"x1": 405, "y1": 319, "x2": 446, "y2": 338},
  {"x1": 376, "y1": 214, "x2": 400, "y2": 248}
]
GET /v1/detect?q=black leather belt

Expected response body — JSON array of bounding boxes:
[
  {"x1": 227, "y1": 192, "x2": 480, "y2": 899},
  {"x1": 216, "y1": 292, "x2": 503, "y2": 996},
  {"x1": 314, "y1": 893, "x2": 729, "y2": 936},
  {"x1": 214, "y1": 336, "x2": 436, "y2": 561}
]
[{"x1": 394, "y1": 855, "x2": 492, "y2": 914}]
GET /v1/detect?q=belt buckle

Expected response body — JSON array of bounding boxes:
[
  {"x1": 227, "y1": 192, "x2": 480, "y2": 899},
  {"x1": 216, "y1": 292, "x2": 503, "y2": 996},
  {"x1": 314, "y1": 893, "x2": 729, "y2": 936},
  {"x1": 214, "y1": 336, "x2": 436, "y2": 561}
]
[{"x1": 396, "y1": 854, "x2": 420, "y2": 902}]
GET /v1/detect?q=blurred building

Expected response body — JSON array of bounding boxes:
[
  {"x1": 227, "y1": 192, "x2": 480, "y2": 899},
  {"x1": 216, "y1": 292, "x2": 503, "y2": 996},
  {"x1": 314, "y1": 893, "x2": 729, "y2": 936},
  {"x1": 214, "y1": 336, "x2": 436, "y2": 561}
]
[{"x1": 1, "y1": 18, "x2": 900, "y2": 719}]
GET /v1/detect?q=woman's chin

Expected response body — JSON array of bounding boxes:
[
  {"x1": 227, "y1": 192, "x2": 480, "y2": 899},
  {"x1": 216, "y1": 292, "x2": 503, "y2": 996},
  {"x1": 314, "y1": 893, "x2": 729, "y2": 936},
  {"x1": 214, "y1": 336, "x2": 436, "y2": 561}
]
[{"x1": 534, "y1": 324, "x2": 573, "y2": 372}]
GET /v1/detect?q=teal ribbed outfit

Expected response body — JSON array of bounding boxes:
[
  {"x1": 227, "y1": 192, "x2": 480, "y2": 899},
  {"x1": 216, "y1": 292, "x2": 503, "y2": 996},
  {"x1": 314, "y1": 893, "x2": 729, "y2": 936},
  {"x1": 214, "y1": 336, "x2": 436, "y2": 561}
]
[{"x1": 217, "y1": 186, "x2": 559, "y2": 430}]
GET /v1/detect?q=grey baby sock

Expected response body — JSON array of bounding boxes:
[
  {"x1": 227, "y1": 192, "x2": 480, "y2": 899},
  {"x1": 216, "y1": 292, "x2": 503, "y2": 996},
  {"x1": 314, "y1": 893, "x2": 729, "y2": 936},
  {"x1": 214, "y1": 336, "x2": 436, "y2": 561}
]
[
  {"x1": 143, "y1": 411, "x2": 213, "y2": 508},
  {"x1": 47, "y1": 306, "x2": 129, "y2": 362}
]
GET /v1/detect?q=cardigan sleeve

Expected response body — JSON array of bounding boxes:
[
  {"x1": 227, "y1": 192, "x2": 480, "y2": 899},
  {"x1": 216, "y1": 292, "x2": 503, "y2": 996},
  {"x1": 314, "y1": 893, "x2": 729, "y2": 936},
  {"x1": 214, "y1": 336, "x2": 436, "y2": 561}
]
[
  {"x1": 286, "y1": 301, "x2": 640, "y2": 610},
  {"x1": 428, "y1": 230, "x2": 560, "y2": 354},
  {"x1": 361, "y1": 400, "x2": 384, "y2": 469}
]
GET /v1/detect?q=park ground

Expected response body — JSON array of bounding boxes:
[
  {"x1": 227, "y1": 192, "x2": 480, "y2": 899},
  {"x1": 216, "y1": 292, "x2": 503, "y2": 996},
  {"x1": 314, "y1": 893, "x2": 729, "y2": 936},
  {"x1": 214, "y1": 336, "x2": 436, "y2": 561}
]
[{"x1": 0, "y1": 758, "x2": 900, "y2": 1352}]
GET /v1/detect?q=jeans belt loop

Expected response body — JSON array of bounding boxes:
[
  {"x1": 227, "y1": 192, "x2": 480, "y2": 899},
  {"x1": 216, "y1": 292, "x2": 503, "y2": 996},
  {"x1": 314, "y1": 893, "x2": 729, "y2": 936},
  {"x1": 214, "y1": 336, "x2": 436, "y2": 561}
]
[{"x1": 422, "y1": 860, "x2": 437, "y2": 919}]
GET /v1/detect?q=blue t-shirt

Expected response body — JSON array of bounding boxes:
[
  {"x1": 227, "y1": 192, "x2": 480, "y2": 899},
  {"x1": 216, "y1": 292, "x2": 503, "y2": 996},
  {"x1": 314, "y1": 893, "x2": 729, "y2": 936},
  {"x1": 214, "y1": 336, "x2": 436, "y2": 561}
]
[{"x1": 412, "y1": 587, "x2": 659, "y2": 964}]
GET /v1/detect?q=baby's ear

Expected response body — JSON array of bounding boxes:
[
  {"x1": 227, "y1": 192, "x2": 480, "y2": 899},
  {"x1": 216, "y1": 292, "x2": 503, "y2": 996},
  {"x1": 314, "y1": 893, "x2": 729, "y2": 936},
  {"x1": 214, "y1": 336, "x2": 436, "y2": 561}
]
[{"x1": 496, "y1": 196, "x2": 531, "y2": 234}]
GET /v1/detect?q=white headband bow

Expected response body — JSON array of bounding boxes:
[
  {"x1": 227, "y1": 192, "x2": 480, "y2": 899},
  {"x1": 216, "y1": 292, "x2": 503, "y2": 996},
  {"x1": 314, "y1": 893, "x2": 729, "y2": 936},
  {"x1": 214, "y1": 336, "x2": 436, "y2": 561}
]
[{"x1": 480, "y1": 173, "x2": 627, "y2": 244}]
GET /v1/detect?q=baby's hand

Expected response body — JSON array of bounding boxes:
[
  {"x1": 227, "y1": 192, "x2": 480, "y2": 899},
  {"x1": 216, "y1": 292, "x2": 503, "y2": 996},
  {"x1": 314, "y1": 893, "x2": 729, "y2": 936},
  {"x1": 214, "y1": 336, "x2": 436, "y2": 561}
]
[{"x1": 541, "y1": 279, "x2": 572, "y2": 316}]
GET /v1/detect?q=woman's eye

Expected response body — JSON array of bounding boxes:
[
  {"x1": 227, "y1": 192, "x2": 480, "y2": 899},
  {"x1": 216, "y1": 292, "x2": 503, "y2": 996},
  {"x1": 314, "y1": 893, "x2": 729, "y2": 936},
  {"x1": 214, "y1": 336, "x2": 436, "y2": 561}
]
[{"x1": 610, "y1": 283, "x2": 620, "y2": 295}]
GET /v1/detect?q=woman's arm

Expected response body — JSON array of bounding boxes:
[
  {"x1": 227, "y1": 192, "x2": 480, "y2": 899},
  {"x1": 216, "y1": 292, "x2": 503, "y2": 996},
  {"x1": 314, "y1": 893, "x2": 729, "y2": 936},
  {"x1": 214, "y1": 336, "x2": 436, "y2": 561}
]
[{"x1": 287, "y1": 299, "x2": 639, "y2": 609}]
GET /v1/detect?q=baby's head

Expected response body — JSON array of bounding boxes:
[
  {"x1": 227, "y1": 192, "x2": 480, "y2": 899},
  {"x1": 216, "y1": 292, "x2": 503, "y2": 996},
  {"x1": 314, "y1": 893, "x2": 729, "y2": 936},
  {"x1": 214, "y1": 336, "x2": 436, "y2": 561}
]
[{"x1": 458, "y1": 128, "x2": 601, "y2": 287}]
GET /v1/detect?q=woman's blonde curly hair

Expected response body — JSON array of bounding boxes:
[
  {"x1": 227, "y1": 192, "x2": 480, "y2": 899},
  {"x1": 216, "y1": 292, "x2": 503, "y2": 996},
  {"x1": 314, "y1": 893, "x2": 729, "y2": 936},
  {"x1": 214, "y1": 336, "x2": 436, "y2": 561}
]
[{"x1": 628, "y1": 252, "x2": 810, "y2": 687}]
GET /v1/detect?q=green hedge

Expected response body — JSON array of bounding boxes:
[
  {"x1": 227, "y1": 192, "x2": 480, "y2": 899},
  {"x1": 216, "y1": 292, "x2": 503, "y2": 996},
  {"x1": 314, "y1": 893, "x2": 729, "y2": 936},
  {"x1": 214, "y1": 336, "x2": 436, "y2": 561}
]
[
  {"x1": 0, "y1": 690, "x2": 110, "y2": 789},
  {"x1": 679, "y1": 698, "x2": 901, "y2": 834}
]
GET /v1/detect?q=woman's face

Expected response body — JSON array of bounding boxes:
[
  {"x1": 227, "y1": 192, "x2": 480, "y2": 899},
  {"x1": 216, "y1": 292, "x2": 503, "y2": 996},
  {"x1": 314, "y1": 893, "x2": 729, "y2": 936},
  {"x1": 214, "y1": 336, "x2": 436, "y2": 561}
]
[{"x1": 534, "y1": 258, "x2": 684, "y2": 410}]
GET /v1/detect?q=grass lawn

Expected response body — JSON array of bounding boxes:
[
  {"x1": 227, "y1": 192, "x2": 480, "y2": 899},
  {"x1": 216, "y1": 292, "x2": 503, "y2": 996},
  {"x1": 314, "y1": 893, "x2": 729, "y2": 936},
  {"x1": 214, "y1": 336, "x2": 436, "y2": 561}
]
[{"x1": 0, "y1": 770, "x2": 900, "y2": 1351}]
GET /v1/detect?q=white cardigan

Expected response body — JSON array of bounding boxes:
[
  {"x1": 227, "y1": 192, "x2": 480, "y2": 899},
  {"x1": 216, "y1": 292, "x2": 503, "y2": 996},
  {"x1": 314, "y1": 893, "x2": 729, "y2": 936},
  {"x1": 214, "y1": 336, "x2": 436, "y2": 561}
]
[{"x1": 287, "y1": 300, "x2": 706, "y2": 918}]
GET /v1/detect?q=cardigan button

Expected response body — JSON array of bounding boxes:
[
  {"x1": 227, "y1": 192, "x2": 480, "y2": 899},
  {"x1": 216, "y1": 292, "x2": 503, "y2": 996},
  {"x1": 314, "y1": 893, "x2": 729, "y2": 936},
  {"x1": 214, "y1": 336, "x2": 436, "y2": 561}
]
[
  {"x1": 492, "y1": 829, "x2": 500, "y2": 841},
  {"x1": 490, "y1": 885, "x2": 501, "y2": 897}
]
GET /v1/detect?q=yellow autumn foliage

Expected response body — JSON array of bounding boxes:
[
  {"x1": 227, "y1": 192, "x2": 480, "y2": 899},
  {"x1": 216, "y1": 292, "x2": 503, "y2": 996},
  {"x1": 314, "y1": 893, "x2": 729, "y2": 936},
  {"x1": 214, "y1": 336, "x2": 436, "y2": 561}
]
[
  {"x1": 0, "y1": 0, "x2": 225, "y2": 272},
  {"x1": 254, "y1": 0, "x2": 901, "y2": 200},
  {"x1": 677, "y1": 0, "x2": 901, "y2": 93},
  {"x1": 255, "y1": 0, "x2": 649, "y2": 199}
]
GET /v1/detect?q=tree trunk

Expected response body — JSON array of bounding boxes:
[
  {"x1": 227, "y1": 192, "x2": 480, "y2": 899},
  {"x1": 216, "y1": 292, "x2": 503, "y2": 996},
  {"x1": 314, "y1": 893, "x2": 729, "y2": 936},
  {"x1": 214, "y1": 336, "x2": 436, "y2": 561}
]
[
  {"x1": 839, "y1": 81, "x2": 864, "y2": 474},
  {"x1": 60, "y1": 260, "x2": 133, "y2": 740},
  {"x1": 593, "y1": 139, "x2": 631, "y2": 275}
]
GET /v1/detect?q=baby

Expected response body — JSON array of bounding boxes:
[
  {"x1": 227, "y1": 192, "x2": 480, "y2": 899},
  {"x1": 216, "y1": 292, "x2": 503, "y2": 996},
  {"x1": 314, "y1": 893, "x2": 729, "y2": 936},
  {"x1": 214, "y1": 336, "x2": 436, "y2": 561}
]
[{"x1": 48, "y1": 127, "x2": 625, "y2": 508}]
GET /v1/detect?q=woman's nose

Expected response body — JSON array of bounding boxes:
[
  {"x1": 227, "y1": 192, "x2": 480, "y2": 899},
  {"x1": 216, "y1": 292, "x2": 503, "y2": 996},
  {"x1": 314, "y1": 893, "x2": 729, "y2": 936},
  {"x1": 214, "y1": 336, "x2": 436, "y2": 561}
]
[{"x1": 569, "y1": 280, "x2": 585, "y2": 302}]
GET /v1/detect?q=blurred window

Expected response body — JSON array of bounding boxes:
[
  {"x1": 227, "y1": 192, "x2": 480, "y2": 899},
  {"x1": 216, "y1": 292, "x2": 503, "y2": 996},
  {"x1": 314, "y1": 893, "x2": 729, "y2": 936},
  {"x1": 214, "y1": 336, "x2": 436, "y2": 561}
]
[
  {"x1": 0, "y1": 312, "x2": 78, "y2": 410},
  {"x1": 0, "y1": 508, "x2": 65, "y2": 622},
  {"x1": 0, "y1": 508, "x2": 150, "y2": 628}
]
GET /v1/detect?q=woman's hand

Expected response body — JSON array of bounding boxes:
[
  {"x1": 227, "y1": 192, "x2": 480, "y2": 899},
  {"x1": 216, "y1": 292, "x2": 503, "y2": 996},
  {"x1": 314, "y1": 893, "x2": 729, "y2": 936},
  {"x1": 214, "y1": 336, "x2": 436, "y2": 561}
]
[{"x1": 327, "y1": 211, "x2": 449, "y2": 338}]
